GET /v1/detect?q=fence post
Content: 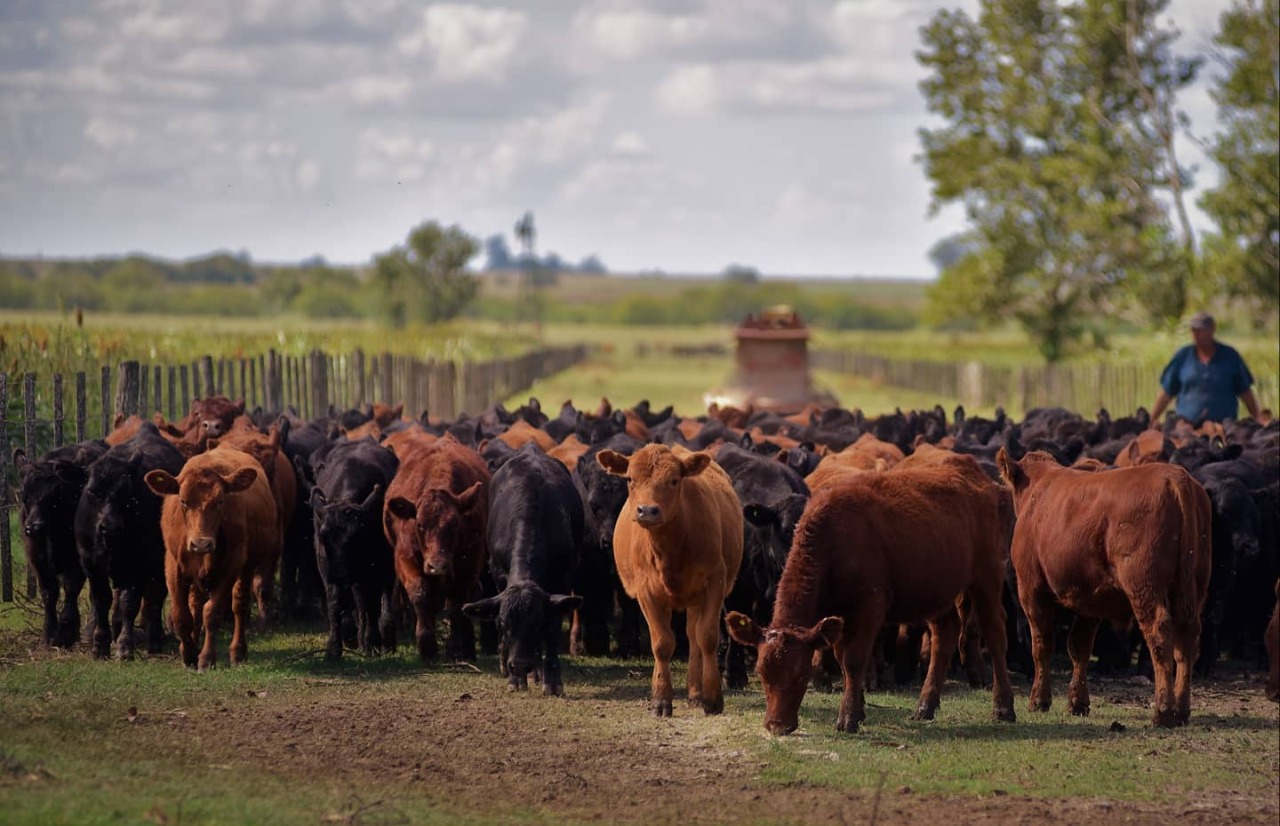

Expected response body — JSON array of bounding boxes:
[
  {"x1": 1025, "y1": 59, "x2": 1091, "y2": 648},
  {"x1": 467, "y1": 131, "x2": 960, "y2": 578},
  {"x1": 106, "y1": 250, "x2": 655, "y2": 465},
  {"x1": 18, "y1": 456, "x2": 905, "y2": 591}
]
[
  {"x1": 76, "y1": 372, "x2": 87, "y2": 443},
  {"x1": 0, "y1": 373, "x2": 10, "y2": 602},
  {"x1": 154, "y1": 366, "x2": 162, "y2": 419},
  {"x1": 53, "y1": 374, "x2": 64, "y2": 447},
  {"x1": 115, "y1": 361, "x2": 141, "y2": 420},
  {"x1": 139, "y1": 365, "x2": 149, "y2": 416},
  {"x1": 168, "y1": 367, "x2": 177, "y2": 422},
  {"x1": 191, "y1": 361, "x2": 202, "y2": 401},
  {"x1": 200, "y1": 356, "x2": 214, "y2": 398},
  {"x1": 23, "y1": 373, "x2": 36, "y2": 597},
  {"x1": 379, "y1": 354, "x2": 393, "y2": 404},
  {"x1": 353, "y1": 349, "x2": 366, "y2": 408},
  {"x1": 216, "y1": 358, "x2": 225, "y2": 396},
  {"x1": 100, "y1": 366, "x2": 111, "y2": 437}
]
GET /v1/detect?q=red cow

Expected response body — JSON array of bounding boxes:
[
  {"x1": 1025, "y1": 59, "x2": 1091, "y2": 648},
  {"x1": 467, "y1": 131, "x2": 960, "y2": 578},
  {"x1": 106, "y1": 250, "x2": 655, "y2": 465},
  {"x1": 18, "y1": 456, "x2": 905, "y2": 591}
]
[
  {"x1": 145, "y1": 449, "x2": 278, "y2": 670},
  {"x1": 383, "y1": 435, "x2": 491, "y2": 662},
  {"x1": 997, "y1": 449, "x2": 1212, "y2": 726},
  {"x1": 727, "y1": 456, "x2": 1016, "y2": 734},
  {"x1": 596, "y1": 444, "x2": 743, "y2": 716}
]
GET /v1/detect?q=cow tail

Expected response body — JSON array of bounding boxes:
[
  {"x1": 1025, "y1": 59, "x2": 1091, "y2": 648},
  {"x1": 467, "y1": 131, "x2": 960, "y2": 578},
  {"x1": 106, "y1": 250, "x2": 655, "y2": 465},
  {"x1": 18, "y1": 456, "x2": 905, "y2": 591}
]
[{"x1": 1169, "y1": 473, "x2": 1211, "y2": 631}]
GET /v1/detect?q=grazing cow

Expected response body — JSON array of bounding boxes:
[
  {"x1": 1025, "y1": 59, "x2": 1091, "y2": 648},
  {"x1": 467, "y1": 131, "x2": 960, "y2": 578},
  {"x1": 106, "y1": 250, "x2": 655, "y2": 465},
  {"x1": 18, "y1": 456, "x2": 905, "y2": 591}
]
[
  {"x1": 308, "y1": 438, "x2": 399, "y2": 660},
  {"x1": 14, "y1": 440, "x2": 108, "y2": 647},
  {"x1": 726, "y1": 458, "x2": 1016, "y2": 734},
  {"x1": 383, "y1": 436, "x2": 491, "y2": 662},
  {"x1": 596, "y1": 444, "x2": 744, "y2": 716},
  {"x1": 571, "y1": 433, "x2": 644, "y2": 657},
  {"x1": 997, "y1": 449, "x2": 1212, "y2": 726},
  {"x1": 712, "y1": 444, "x2": 810, "y2": 690},
  {"x1": 76, "y1": 423, "x2": 185, "y2": 659},
  {"x1": 463, "y1": 443, "x2": 584, "y2": 694},
  {"x1": 145, "y1": 449, "x2": 278, "y2": 670}
]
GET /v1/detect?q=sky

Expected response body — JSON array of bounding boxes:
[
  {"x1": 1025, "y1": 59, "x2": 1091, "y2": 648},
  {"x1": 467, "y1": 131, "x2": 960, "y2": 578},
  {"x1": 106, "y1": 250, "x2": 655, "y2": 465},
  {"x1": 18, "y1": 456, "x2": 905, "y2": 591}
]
[{"x1": 0, "y1": 0, "x2": 1232, "y2": 278}]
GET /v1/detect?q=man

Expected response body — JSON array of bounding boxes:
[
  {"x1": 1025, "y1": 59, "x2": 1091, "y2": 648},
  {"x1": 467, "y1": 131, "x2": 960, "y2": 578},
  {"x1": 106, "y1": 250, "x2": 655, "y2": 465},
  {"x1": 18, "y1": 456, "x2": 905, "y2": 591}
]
[{"x1": 1151, "y1": 312, "x2": 1261, "y2": 424}]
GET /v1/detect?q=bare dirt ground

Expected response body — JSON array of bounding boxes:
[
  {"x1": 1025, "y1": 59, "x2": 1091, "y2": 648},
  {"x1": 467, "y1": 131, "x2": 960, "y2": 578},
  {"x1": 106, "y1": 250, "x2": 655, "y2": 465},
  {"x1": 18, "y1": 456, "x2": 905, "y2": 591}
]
[{"x1": 162, "y1": 669, "x2": 1278, "y2": 825}]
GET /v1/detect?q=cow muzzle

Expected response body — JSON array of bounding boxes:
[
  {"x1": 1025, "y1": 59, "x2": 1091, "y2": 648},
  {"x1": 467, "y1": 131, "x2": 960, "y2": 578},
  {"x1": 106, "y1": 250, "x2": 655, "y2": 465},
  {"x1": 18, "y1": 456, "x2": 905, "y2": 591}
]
[
  {"x1": 765, "y1": 718, "x2": 798, "y2": 736},
  {"x1": 635, "y1": 505, "x2": 662, "y2": 526},
  {"x1": 424, "y1": 558, "x2": 451, "y2": 577},
  {"x1": 23, "y1": 520, "x2": 46, "y2": 537},
  {"x1": 187, "y1": 537, "x2": 215, "y2": 555}
]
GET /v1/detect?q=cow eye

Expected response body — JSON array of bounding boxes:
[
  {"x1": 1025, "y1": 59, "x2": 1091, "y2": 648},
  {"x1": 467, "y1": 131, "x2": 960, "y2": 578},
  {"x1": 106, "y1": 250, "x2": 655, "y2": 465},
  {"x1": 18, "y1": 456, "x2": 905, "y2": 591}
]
[{"x1": 670, "y1": 478, "x2": 679, "y2": 487}]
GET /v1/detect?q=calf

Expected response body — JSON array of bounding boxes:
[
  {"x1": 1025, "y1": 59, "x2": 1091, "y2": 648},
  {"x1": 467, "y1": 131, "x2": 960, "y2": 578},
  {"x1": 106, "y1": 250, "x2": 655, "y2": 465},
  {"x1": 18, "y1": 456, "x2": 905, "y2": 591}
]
[
  {"x1": 75, "y1": 423, "x2": 185, "y2": 659},
  {"x1": 463, "y1": 443, "x2": 583, "y2": 694},
  {"x1": 14, "y1": 440, "x2": 108, "y2": 647},
  {"x1": 308, "y1": 437, "x2": 399, "y2": 660},
  {"x1": 597, "y1": 444, "x2": 743, "y2": 716},
  {"x1": 383, "y1": 436, "x2": 491, "y2": 662},
  {"x1": 727, "y1": 457, "x2": 1016, "y2": 734},
  {"x1": 145, "y1": 449, "x2": 278, "y2": 670},
  {"x1": 997, "y1": 450, "x2": 1211, "y2": 726}
]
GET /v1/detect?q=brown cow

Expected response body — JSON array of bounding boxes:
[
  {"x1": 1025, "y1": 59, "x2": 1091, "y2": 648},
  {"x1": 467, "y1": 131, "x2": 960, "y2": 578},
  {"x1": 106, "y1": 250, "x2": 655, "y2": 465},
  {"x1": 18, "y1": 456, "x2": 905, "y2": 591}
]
[
  {"x1": 496, "y1": 420, "x2": 557, "y2": 452},
  {"x1": 596, "y1": 444, "x2": 743, "y2": 716},
  {"x1": 1113, "y1": 429, "x2": 1173, "y2": 467},
  {"x1": 384, "y1": 436, "x2": 491, "y2": 662},
  {"x1": 145, "y1": 449, "x2": 278, "y2": 670},
  {"x1": 996, "y1": 449, "x2": 1212, "y2": 727},
  {"x1": 726, "y1": 458, "x2": 1016, "y2": 734},
  {"x1": 177, "y1": 395, "x2": 246, "y2": 439}
]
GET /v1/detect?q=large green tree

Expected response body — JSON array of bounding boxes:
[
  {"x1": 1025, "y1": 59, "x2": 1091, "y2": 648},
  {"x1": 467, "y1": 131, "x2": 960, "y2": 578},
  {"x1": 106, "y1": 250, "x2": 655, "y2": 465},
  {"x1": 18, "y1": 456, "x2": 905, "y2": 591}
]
[
  {"x1": 1198, "y1": 0, "x2": 1279, "y2": 320},
  {"x1": 371, "y1": 221, "x2": 480, "y2": 328},
  {"x1": 917, "y1": 0, "x2": 1198, "y2": 360}
]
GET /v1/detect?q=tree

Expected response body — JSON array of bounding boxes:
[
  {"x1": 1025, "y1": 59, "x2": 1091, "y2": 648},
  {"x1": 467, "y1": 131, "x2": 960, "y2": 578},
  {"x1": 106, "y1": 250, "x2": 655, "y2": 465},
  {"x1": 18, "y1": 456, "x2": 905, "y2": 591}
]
[
  {"x1": 578, "y1": 254, "x2": 608, "y2": 274},
  {"x1": 483, "y1": 234, "x2": 514, "y2": 270},
  {"x1": 917, "y1": 0, "x2": 1197, "y2": 360},
  {"x1": 723, "y1": 264, "x2": 761, "y2": 285},
  {"x1": 371, "y1": 221, "x2": 479, "y2": 328},
  {"x1": 1197, "y1": 0, "x2": 1279, "y2": 320}
]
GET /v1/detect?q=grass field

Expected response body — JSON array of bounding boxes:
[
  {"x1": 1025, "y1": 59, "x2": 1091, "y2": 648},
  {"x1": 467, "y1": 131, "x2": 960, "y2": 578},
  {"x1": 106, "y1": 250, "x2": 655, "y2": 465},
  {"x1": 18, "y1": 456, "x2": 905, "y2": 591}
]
[{"x1": 0, "y1": 611, "x2": 1275, "y2": 826}]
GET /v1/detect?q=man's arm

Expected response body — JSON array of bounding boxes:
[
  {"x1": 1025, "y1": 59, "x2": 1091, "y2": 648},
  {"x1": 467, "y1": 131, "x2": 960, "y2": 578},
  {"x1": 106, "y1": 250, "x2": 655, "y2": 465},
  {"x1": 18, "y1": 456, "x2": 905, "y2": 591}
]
[
  {"x1": 1239, "y1": 387, "x2": 1261, "y2": 420},
  {"x1": 1150, "y1": 389, "x2": 1172, "y2": 427}
]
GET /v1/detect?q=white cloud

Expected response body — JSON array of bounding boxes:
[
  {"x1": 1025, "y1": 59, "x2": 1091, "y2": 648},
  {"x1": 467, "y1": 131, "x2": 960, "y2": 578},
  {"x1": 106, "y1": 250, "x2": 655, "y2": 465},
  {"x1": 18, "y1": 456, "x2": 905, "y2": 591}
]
[
  {"x1": 610, "y1": 131, "x2": 649, "y2": 157},
  {"x1": 569, "y1": 7, "x2": 705, "y2": 63},
  {"x1": 294, "y1": 159, "x2": 322, "y2": 192},
  {"x1": 656, "y1": 59, "x2": 901, "y2": 116},
  {"x1": 116, "y1": 5, "x2": 230, "y2": 44},
  {"x1": 354, "y1": 128, "x2": 435, "y2": 182},
  {"x1": 85, "y1": 116, "x2": 139, "y2": 150},
  {"x1": 325, "y1": 73, "x2": 412, "y2": 105},
  {"x1": 398, "y1": 4, "x2": 529, "y2": 83},
  {"x1": 170, "y1": 48, "x2": 260, "y2": 79}
]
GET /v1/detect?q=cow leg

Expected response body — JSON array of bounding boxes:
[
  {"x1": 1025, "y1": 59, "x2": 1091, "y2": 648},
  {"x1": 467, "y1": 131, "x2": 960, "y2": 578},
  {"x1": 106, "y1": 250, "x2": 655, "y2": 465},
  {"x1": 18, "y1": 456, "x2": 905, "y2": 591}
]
[
  {"x1": 445, "y1": 597, "x2": 477, "y2": 663},
  {"x1": 229, "y1": 573, "x2": 252, "y2": 666},
  {"x1": 409, "y1": 581, "x2": 440, "y2": 662},
  {"x1": 689, "y1": 594, "x2": 725, "y2": 714},
  {"x1": 894, "y1": 624, "x2": 922, "y2": 686},
  {"x1": 353, "y1": 583, "x2": 381, "y2": 656},
  {"x1": 114, "y1": 585, "x2": 142, "y2": 661},
  {"x1": 1066, "y1": 615, "x2": 1100, "y2": 716},
  {"x1": 1173, "y1": 626, "x2": 1198, "y2": 725},
  {"x1": 637, "y1": 594, "x2": 675, "y2": 717},
  {"x1": 58, "y1": 570, "x2": 86, "y2": 649},
  {"x1": 199, "y1": 584, "x2": 230, "y2": 671},
  {"x1": 970, "y1": 578, "x2": 1016, "y2": 722},
  {"x1": 29, "y1": 542, "x2": 58, "y2": 646},
  {"x1": 251, "y1": 565, "x2": 272, "y2": 633},
  {"x1": 617, "y1": 591, "x2": 643, "y2": 659},
  {"x1": 1132, "y1": 600, "x2": 1180, "y2": 727},
  {"x1": 914, "y1": 608, "x2": 960, "y2": 721},
  {"x1": 169, "y1": 570, "x2": 198, "y2": 668},
  {"x1": 323, "y1": 582, "x2": 345, "y2": 660},
  {"x1": 86, "y1": 569, "x2": 114, "y2": 659},
  {"x1": 1021, "y1": 585, "x2": 1057, "y2": 713},
  {"x1": 542, "y1": 615, "x2": 566, "y2": 697},
  {"x1": 378, "y1": 583, "x2": 397, "y2": 654},
  {"x1": 959, "y1": 605, "x2": 988, "y2": 689}
]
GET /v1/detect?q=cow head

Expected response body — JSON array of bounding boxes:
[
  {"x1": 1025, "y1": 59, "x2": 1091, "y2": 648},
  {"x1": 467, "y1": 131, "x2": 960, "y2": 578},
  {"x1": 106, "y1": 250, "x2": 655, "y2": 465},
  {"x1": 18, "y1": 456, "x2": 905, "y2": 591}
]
[
  {"x1": 743, "y1": 492, "x2": 808, "y2": 586},
  {"x1": 386, "y1": 482, "x2": 484, "y2": 577},
  {"x1": 597, "y1": 445, "x2": 711, "y2": 530},
  {"x1": 311, "y1": 485, "x2": 383, "y2": 583},
  {"x1": 80, "y1": 450, "x2": 149, "y2": 544},
  {"x1": 462, "y1": 584, "x2": 581, "y2": 691},
  {"x1": 725, "y1": 611, "x2": 843, "y2": 735},
  {"x1": 189, "y1": 395, "x2": 246, "y2": 439},
  {"x1": 145, "y1": 466, "x2": 257, "y2": 555},
  {"x1": 15, "y1": 450, "x2": 88, "y2": 539}
]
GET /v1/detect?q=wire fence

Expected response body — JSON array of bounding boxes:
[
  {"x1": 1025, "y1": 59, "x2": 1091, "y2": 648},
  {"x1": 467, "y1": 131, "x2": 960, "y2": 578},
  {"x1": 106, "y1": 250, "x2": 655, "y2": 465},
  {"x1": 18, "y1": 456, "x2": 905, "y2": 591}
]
[{"x1": 0, "y1": 344, "x2": 588, "y2": 602}]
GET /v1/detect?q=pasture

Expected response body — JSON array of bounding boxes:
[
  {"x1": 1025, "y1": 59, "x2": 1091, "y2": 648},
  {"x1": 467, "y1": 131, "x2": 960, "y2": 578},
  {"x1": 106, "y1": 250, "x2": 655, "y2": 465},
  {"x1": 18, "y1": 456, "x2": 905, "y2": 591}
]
[{"x1": 0, "y1": 616, "x2": 1276, "y2": 826}]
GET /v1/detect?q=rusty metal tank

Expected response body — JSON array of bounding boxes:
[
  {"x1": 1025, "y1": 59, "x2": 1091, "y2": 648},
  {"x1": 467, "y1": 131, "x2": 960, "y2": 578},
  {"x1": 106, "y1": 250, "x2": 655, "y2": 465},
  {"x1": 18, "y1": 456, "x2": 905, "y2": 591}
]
[{"x1": 703, "y1": 306, "x2": 837, "y2": 413}]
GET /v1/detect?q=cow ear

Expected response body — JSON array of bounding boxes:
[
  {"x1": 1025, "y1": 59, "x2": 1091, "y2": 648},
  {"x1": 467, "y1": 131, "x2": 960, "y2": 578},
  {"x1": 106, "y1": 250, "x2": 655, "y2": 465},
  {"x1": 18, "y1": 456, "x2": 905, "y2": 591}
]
[
  {"x1": 549, "y1": 594, "x2": 583, "y2": 613},
  {"x1": 52, "y1": 461, "x2": 87, "y2": 485},
  {"x1": 456, "y1": 481, "x2": 484, "y2": 512},
  {"x1": 234, "y1": 398, "x2": 246, "y2": 416},
  {"x1": 359, "y1": 484, "x2": 382, "y2": 512},
  {"x1": 461, "y1": 596, "x2": 501, "y2": 621},
  {"x1": 743, "y1": 503, "x2": 778, "y2": 528},
  {"x1": 810, "y1": 616, "x2": 844, "y2": 650},
  {"x1": 596, "y1": 449, "x2": 629, "y2": 476},
  {"x1": 725, "y1": 612, "x2": 763, "y2": 647},
  {"x1": 386, "y1": 496, "x2": 417, "y2": 521},
  {"x1": 144, "y1": 469, "x2": 180, "y2": 496},
  {"x1": 679, "y1": 452, "x2": 712, "y2": 478},
  {"x1": 995, "y1": 447, "x2": 1025, "y2": 491},
  {"x1": 224, "y1": 467, "x2": 258, "y2": 493}
]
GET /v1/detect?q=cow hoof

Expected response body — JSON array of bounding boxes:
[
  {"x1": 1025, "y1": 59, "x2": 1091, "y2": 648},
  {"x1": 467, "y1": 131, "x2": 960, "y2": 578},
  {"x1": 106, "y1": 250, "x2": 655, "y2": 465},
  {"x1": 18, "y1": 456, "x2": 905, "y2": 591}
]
[
  {"x1": 1152, "y1": 709, "x2": 1184, "y2": 728},
  {"x1": 544, "y1": 682, "x2": 564, "y2": 697},
  {"x1": 726, "y1": 675, "x2": 748, "y2": 691},
  {"x1": 686, "y1": 695, "x2": 703, "y2": 708},
  {"x1": 701, "y1": 697, "x2": 723, "y2": 715},
  {"x1": 911, "y1": 705, "x2": 937, "y2": 722},
  {"x1": 993, "y1": 707, "x2": 1017, "y2": 723},
  {"x1": 1069, "y1": 704, "x2": 1090, "y2": 717},
  {"x1": 569, "y1": 642, "x2": 586, "y2": 657},
  {"x1": 1029, "y1": 699, "x2": 1051, "y2": 713},
  {"x1": 652, "y1": 699, "x2": 673, "y2": 718},
  {"x1": 325, "y1": 648, "x2": 342, "y2": 662},
  {"x1": 835, "y1": 718, "x2": 860, "y2": 734}
]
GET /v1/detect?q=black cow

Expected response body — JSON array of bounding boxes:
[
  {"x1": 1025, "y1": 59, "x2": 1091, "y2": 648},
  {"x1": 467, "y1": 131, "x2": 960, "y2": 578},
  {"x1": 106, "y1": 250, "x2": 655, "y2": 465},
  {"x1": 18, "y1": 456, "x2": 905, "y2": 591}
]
[
  {"x1": 14, "y1": 440, "x2": 108, "y2": 647},
  {"x1": 307, "y1": 437, "x2": 399, "y2": 660},
  {"x1": 462, "y1": 443, "x2": 583, "y2": 694},
  {"x1": 75, "y1": 422, "x2": 185, "y2": 659},
  {"x1": 278, "y1": 416, "x2": 328, "y2": 621},
  {"x1": 713, "y1": 444, "x2": 810, "y2": 689},
  {"x1": 571, "y1": 433, "x2": 643, "y2": 656}
]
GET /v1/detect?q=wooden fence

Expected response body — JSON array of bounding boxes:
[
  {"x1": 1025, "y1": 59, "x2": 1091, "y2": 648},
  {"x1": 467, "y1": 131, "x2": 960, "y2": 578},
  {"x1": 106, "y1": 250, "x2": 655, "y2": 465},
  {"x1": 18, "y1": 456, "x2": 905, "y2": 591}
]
[
  {"x1": 812, "y1": 350, "x2": 1278, "y2": 416},
  {"x1": 0, "y1": 344, "x2": 588, "y2": 603}
]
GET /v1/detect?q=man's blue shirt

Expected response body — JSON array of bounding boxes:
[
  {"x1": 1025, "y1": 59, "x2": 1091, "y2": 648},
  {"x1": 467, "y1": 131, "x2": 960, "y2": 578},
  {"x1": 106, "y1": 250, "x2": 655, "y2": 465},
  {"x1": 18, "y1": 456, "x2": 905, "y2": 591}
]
[{"x1": 1159, "y1": 343, "x2": 1253, "y2": 422}]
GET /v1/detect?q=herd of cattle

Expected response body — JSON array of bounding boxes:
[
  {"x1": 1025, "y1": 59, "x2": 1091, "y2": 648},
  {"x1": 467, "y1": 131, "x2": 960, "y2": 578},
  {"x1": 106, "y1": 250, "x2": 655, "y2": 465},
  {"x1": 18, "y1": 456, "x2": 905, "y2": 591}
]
[{"x1": 13, "y1": 393, "x2": 1280, "y2": 733}]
